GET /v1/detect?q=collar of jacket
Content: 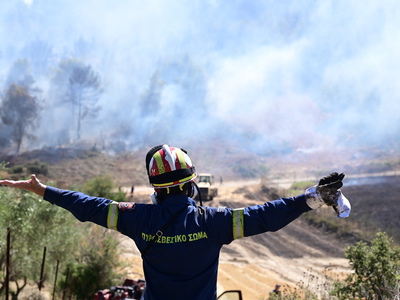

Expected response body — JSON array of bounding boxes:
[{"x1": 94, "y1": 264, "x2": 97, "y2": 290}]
[{"x1": 162, "y1": 195, "x2": 197, "y2": 207}]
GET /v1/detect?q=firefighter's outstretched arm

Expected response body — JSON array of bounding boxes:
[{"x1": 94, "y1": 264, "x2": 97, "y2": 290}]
[
  {"x1": 1, "y1": 175, "x2": 111, "y2": 225},
  {"x1": 0, "y1": 174, "x2": 46, "y2": 197}
]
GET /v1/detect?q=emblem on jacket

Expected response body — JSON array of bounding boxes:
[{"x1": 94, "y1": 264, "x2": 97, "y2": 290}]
[{"x1": 118, "y1": 202, "x2": 137, "y2": 211}]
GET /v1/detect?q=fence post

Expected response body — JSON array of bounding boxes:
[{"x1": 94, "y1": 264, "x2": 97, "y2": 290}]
[
  {"x1": 62, "y1": 267, "x2": 70, "y2": 300},
  {"x1": 39, "y1": 247, "x2": 47, "y2": 291},
  {"x1": 6, "y1": 228, "x2": 11, "y2": 300},
  {"x1": 68, "y1": 277, "x2": 75, "y2": 300},
  {"x1": 52, "y1": 260, "x2": 60, "y2": 300}
]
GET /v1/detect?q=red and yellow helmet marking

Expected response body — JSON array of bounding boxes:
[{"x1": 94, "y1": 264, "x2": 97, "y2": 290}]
[{"x1": 148, "y1": 145, "x2": 196, "y2": 188}]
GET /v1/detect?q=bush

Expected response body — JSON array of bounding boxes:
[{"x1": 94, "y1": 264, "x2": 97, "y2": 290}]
[
  {"x1": 83, "y1": 175, "x2": 114, "y2": 198},
  {"x1": 9, "y1": 166, "x2": 24, "y2": 174},
  {"x1": 331, "y1": 231, "x2": 400, "y2": 300},
  {"x1": 0, "y1": 161, "x2": 9, "y2": 170},
  {"x1": 82, "y1": 175, "x2": 127, "y2": 202},
  {"x1": 25, "y1": 160, "x2": 48, "y2": 176},
  {"x1": 0, "y1": 161, "x2": 9, "y2": 180},
  {"x1": 59, "y1": 227, "x2": 125, "y2": 300},
  {"x1": 0, "y1": 187, "x2": 85, "y2": 299},
  {"x1": 288, "y1": 181, "x2": 315, "y2": 196}
]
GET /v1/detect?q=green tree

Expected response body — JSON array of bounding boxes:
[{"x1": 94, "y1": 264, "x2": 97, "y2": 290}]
[
  {"x1": 0, "y1": 187, "x2": 84, "y2": 299},
  {"x1": 331, "y1": 231, "x2": 400, "y2": 300},
  {"x1": 0, "y1": 185, "x2": 126, "y2": 300},
  {"x1": 0, "y1": 161, "x2": 9, "y2": 172},
  {"x1": 82, "y1": 175, "x2": 127, "y2": 202},
  {"x1": 0, "y1": 84, "x2": 41, "y2": 153},
  {"x1": 59, "y1": 227, "x2": 125, "y2": 300}
]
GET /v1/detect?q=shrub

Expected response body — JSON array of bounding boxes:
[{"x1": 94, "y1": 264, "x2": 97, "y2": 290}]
[
  {"x1": 82, "y1": 175, "x2": 127, "y2": 202},
  {"x1": 331, "y1": 231, "x2": 400, "y2": 300},
  {"x1": 59, "y1": 227, "x2": 125, "y2": 300},
  {"x1": 25, "y1": 160, "x2": 48, "y2": 176},
  {"x1": 288, "y1": 181, "x2": 315, "y2": 196},
  {"x1": 82, "y1": 175, "x2": 114, "y2": 198},
  {"x1": 1, "y1": 161, "x2": 9, "y2": 179},
  {"x1": 9, "y1": 166, "x2": 24, "y2": 174}
]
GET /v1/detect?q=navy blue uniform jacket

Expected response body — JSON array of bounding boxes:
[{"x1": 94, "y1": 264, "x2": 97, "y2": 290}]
[{"x1": 44, "y1": 186, "x2": 312, "y2": 300}]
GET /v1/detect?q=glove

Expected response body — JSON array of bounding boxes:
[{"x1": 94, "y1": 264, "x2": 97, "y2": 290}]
[
  {"x1": 305, "y1": 172, "x2": 345, "y2": 209},
  {"x1": 317, "y1": 172, "x2": 345, "y2": 205}
]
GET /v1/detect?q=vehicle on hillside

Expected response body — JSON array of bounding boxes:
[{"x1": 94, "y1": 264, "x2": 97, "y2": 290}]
[{"x1": 196, "y1": 173, "x2": 218, "y2": 201}]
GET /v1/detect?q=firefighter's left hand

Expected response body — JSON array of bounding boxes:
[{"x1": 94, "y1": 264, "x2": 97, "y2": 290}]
[{"x1": 316, "y1": 172, "x2": 345, "y2": 206}]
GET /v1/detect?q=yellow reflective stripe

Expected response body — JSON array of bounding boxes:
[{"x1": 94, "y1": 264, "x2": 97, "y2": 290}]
[
  {"x1": 152, "y1": 174, "x2": 196, "y2": 188},
  {"x1": 154, "y1": 152, "x2": 165, "y2": 174},
  {"x1": 175, "y1": 149, "x2": 186, "y2": 169},
  {"x1": 232, "y1": 208, "x2": 244, "y2": 240},
  {"x1": 107, "y1": 202, "x2": 119, "y2": 231}
]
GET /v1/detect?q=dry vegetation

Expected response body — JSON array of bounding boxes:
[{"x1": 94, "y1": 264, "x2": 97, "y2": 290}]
[{"x1": 2, "y1": 146, "x2": 400, "y2": 299}]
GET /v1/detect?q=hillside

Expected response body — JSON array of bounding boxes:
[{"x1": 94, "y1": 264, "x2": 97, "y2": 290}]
[
  {"x1": 2, "y1": 148, "x2": 400, "y2": 299},
  {"x1": 2, "y1": 147, "x2": 400, "y2": 248},
  {"x1": 115, "y1": 182, "x2": 352, "y2": 299},
  {"x1": 119, "y1": 176, "x2": 400, "y2": 299},
  {"x1": 2, "y1": 144, "x2": 400, "y2": 189},
  {"x1": 0, "y1": 148, "x2": 149, "y2": 188}
]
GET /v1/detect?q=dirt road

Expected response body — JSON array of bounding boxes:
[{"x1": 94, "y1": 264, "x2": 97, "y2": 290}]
[{"x1": 120, "y1": 181, "x2": 352, "y2": 300}]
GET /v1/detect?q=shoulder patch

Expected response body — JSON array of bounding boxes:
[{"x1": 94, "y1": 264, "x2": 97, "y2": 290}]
[
  {"x1": 118, "y1": 202, "x2": 137, "y2": 211},
  {"x1": 217, "y1": 206, "x2": 227, "y2": 212}
]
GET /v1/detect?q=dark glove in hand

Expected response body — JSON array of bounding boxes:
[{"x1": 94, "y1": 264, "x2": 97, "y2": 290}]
[{"x1": 316, "y1": 172, "x2": 345, "y2": 206}]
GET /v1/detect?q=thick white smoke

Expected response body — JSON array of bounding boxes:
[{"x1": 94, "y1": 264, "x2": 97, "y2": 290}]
[{"x1": 1, "y1": 0, "x2": 399, "y2": 155}]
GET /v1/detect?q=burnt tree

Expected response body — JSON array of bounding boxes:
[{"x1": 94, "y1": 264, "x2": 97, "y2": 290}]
[
  {"x1": 0, "y1": 84, "x2": 40, "y2": 153},
  {"x1": 67, "y1": 64, "x2": 102, "y2": 140}
]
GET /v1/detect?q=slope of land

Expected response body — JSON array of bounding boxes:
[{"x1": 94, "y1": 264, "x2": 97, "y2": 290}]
[
  {"x1": 118, "y1": 182, "x2": 354, "y2": 300},
  {"x1": 2, "y1": 148, "x2": 400, "y2": 299},
  {"x1": 118, "y1": 175, "x2": 400, "y2": 299}
]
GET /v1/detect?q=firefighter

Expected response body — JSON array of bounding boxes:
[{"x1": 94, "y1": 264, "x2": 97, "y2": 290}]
[{"x1": 0, "y1": 144, "x2": 348, "y2": 300}]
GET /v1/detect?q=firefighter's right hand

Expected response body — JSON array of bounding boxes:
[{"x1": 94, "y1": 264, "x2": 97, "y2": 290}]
[
  {"x1": 305, "y1": 172, "x2": 345, "y2": 209},
  {"x1": 0, "y1": 174, "x2": 47, "y2": 197}
]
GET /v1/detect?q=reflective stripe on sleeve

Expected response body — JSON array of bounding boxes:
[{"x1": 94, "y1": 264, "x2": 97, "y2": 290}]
[
  {"x1": 107, "y1": 201, "x2": 119, "y2": 231},
  {"x1": 232, "y1": 208, "x2": 244, "y2": 240}
]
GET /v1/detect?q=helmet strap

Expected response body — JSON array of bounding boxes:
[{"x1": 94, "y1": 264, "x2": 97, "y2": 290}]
[
  {"x1": 190, "y1": 182, "x2": 202, "y2": 207},
  {"x1": 152, "y1": 188, "x2": 167, "y2": 205},
  {"x1": 150, "y1": 183, "x2": 202, "y2": 206},
  {"x1": 151, "y1": 192, "x2": 159, "y2": 205}
]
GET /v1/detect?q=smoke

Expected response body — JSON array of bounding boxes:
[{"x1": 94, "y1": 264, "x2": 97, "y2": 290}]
[{"x1": 1, "y1": 0, "x2": 400, "y2": 156}]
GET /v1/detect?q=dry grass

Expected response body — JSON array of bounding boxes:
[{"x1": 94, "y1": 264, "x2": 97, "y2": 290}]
[{"x1": 2, "y1": 146, "x2": 400, "y2": 299}]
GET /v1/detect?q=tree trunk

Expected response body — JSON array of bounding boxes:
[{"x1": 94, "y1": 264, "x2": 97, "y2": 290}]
[
  {"x1": 13, "y1": 277, "x2": 27, "y2": 300},
  {"x1": 15, "y1": 124, "x2": 23, "y2": 154},
  {"x1": 77, "y1": 92, "x2": 82, "y2": 140}
]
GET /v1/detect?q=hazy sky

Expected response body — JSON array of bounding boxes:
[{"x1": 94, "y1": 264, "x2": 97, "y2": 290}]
[{"x1": 1, "y1": 0, "x2": 400, "y2": 154}]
